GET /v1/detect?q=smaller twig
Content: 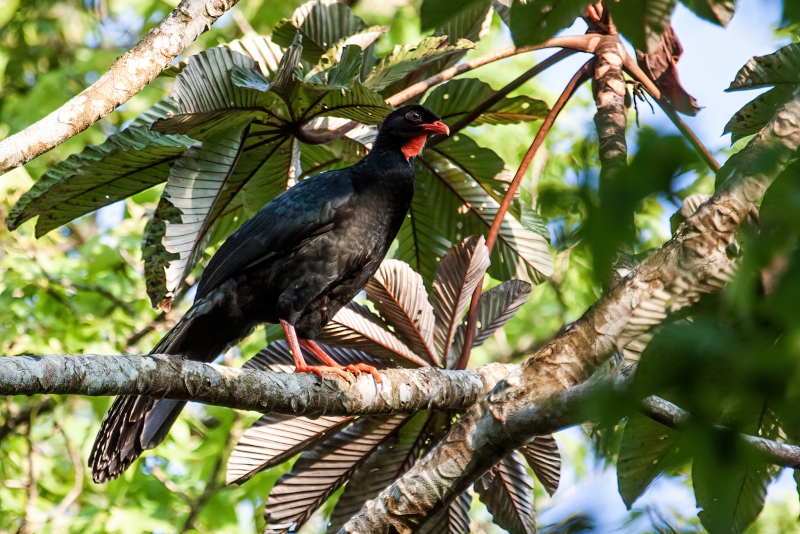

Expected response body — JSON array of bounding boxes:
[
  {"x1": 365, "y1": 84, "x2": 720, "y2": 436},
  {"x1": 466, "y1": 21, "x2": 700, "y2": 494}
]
[{"x1": 456, "y1": 59, "x2": 595, "y2": 370}]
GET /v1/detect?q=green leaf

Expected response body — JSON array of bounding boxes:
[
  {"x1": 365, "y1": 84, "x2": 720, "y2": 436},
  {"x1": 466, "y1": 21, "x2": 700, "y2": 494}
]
[
  {"x1": 423, "y1": 78, "x2": 549, "y2": 126},
  {"x1": 241, "y1": 136, "x2": 297, "y2": 216},
  {"x1": 680, "y1": 0, "x2": 735, "y2": 27},
  {"x1": 728, "y1": 43, "x2": 800, "y2": 91},
  {"x1": 312, "y1": 25, "x2": 389, "y2": 78},
  {"x1": 509, "y1": 0, "x2": 585, "y2": 47},
  {"x1": 422, "y1": 135, "x2": 554, "y2": 283},
  {"x1": 724, "y1": 85, "x2": 797, "y2": 144},
  {"x1": 7, "y1": 126, "x2": 193, "y2": 237},
  {"x1": 272, "y1": 0, "x2": 369, "y2": 64},
  {"x1": 152, "y1": 46, "x2": 287, "y2": 139},
  {"x1": 609, "y1": 0, "x2": 679, "y2": 54},
  {"x1": 143, "y1": 119, "x2": 251, "y2": 307},
  {"x1": 420, "y1": 0, "x2": 488, "y2": 31},
  {"x1": 364, "y1": 36, "x2": 477, "y2": 92},
  {"x1": 617, "y1": 414, "x2": 684, "y2": 508}
]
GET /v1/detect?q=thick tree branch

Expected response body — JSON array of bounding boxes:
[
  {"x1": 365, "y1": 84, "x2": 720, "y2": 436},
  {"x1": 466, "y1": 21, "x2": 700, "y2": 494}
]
[
  {"x1": 0, "y1": 354, "x2": 510, "y2": 417},
  {"x1": 593, "y1": 36, "x2": 628, "y2": 182},
  {"x1": 342, "y1": 88, "x2": 800, "y2": 534},
  {"x1": 0, "y1": 0, "x2": 240, "y2": 175}
]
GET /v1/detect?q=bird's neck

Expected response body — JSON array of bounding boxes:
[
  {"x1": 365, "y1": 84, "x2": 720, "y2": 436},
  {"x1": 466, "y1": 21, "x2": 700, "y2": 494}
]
[{"x1": 371, "y1": 132, "x2": 430, "y2": 163}]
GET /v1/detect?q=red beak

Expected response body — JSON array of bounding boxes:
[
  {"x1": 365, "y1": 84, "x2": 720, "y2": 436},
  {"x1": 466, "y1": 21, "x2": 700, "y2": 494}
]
[{"x1": 421, "y1": 121, "x2": 450, "y2": 136}]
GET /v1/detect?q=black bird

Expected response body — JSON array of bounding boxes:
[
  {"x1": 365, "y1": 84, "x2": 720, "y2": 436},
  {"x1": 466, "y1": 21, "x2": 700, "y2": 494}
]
[{"x1": 90, "y1": 105, "x2": 449, "y2": 482}]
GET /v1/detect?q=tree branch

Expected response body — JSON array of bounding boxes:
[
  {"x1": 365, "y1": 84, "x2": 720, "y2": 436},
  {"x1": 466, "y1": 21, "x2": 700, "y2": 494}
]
[
  {"x1": 0, "y1": 0, "x2": 240, "y2": 175},
  {"x1": 341, "y1": 87, "x2": 800, "y2": 534},
  {"x1": 0, "y1": 354, "x2": 511, "y2": 417}
]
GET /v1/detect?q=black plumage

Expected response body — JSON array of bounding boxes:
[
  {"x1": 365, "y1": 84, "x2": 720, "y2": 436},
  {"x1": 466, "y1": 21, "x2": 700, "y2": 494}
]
[{"x1": 90, "y1": 105, "x2": 449, "y2": 482}]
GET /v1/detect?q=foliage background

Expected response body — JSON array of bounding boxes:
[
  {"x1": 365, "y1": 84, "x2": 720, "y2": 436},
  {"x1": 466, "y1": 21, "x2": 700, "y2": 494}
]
[{"x1": 1, "y1": 0, "x2": 799, "y2": 532}]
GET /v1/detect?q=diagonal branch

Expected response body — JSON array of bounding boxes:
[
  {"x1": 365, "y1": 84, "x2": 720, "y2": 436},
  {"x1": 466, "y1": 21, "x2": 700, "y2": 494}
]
[
  {"x1": 0, "y1": 0, "x2": 240, "y2": 175},
  {"x1": 341, "y1": 87, "x2": 800, "y2": 534}
]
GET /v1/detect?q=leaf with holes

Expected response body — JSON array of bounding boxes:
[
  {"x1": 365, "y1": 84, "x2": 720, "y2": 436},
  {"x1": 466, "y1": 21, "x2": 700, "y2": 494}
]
[
  {"x1": 364, "y1": 36, "x2": 476, "y2": 92},
  {"x1": 509, "y1": 0, "x2": 585, "y2": 47},
  {"x1": 317, "y1": 302, "x2": 430, "y2": 367},
  {"x1": 475, "y1": 452, "x2": 537, "y2": 534},
  {"x1": 430, "y1": 236, "x2": 491, "y2": 359},
  {"x1": 7, "y1": 126, "x2": 193, "y2": 237},
  {"x1": 423, "y1": 78, "x2": 549, "y2": 126},
  {"x1": 263, "y1": 415, "x2": 406, "y2": 533},
  {"x1": 143, "y1": 119, "x2": 252, "y2": 308},
  {"x1": 724, "y1": 85, "x2": 797, "y2": 143},
  {"x1": 448, "y1": 279, "x2": 531, "y2": 368},
  {"x1": 617, "y1": 413, "x2": 684, "y2": 508},
  {"x1": 728, "y1": 43, "x2": 800, "y2": 91},
  {"x1": 365, "y1": 260, "x2": 439, "y2": 365},
  {"x1": 326, "y1": 412, "x2": 430, "y2": 533},
  {"x1": 272, "y1": 0, "x2": 370, "y2": 64},
  {"x1": 520, "y1": 435, "x2": 561, "y2": 496},
  {"x1": 227, "y1": 414, "x2": 351, "y2": 485}
]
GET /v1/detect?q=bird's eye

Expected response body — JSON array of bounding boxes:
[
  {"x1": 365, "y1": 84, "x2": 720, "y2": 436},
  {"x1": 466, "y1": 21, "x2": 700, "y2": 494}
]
[{"x1": 406, "y1": 111, "x2": 422, "y2": 122}]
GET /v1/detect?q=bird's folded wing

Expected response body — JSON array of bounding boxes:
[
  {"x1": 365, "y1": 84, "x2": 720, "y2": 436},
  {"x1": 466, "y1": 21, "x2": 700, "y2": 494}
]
[{"x1": 195, "y1": 171, "x2": 354, "y2": 300}]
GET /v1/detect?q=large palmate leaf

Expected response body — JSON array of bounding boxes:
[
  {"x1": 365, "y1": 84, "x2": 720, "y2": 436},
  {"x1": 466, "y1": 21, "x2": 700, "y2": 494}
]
[
  {"x1": 7, "y1": 126, "x2": 193, "y2": 237},
  {"x1": 475, "y1": 452, "x2": 537, "y2": 534},
  {"x1": 151, "y1": 46, "x2": 286, "y2": 139},
  {"x1": 420, "y1": 135, "x2": 553, "y2": 284},
  {"x1": 263, "y1": 415, "x2": 406, "y2": 533},
  {"x1": 609, "y1": 0, "x2": 678, "y2": 54},
  {"x1": 326, "y1": 412, "x2": 430, "y2": 533},
  {"x1": 617, "y1": 413, "x2": 683, "y2": 508},
  {"x1": 724, "y1": 85, "x2": 797, "y2": 143},
  {"x1": 509, "y1": 0, "x2": 585, "y2": 47},
  {"x1": 143, "y1": 119, "x2": 252, "y2": 307},
  {"x1": 728, "y1": 43, "x2": 800, "y2": 91},
  {"x1": 692, "y1": 406, "x2": 782, "y2": 534},
  {"x1": 448, "y1": 279, "x2": 532, "y2": 368},
  {"x1": 365, "y1": 260, "x2": 439, "y2": 365},
  {"x1": 520, "y1": 434, "x2": 561, "y2": 496},
  {"x1": 226, "y1": 414, "x2": 351, "y2": 485},
  {"x1": 430, "y1": 236, "x2": 491, "y2": 361},
  {"x1": 422, "y1": 79, "x2": 549, "y2": 126},
  {"x1": 364, "y1": 36, "x2": 476, "y2": 92},
  {"x1": 317, "y1": 302, "x2": 431, "y2": 367},
  {"x1": 272, "y1": 0, "x2": 370, "y2": 64}
]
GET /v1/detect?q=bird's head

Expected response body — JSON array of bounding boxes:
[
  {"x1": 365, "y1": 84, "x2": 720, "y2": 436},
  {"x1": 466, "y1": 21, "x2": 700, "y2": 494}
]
[{"x1": 375, "y1": 105, "x2": 449, "y2": 160}]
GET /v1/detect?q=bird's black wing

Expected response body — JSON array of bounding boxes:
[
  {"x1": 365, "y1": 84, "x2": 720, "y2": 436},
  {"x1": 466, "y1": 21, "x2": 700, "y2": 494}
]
[{"x1": 196, "y1": 170, "x2": 355, "y2": 300}]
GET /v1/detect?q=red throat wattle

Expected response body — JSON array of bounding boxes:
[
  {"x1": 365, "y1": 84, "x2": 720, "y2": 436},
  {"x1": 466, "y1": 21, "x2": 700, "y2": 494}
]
[{"x1": 401, "y1": 134, "x2": 428, "y2": 160}]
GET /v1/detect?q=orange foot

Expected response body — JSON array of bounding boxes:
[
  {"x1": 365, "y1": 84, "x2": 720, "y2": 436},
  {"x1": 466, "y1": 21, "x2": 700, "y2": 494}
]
[
  {"x1": 293, "y1": 363, "x2": 353, "y2": 382},
  {"x1": 343, "y1": 363, "x2": 382, "y2": 384}
]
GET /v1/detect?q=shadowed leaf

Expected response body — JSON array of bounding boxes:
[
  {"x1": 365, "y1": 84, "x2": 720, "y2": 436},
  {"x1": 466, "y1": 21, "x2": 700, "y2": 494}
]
[
  {"x1": 365, "y1": 260, "x2": 439, "y2": 365},
  {"x1": 475, "y1": 452, "x2": 537, "y2": 534},
  {"x1": 509, "y1": 0, "x2": 585, "y2": 47},
  {"x1": 724, "y1": 85, "x2": 797, "y2": 143},
  {"x1": 728, "y1": 43, "x2": 800, "y2": 91},
  {"x1": 520, "y1": 434, "x2": 561, "y2": 496},
  {"x1": 636, "y1": 26, "x2": 700, "y2": 116},
  {"x1": 610, "y1": 0, "x2": 678, "y2": 54},
  {"x1": 263, "y1": 415, "x2": 406, "y2": 533},
  {"x1": 681, "y1": 0, "x2": 735, "y2": 26},
  {"x1": 419, "y1": 488, "x2": 473, "y2": 534},
  {"x1": 326, "y1": 412, "x2": 430, "y2": 533}
]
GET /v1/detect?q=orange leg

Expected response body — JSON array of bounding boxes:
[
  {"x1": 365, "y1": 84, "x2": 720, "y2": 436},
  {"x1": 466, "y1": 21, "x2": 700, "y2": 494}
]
[
  {"x1": 280, "y1": 320, "x2": 351, "y2": 382},
  {"x1": 300, "y1": 339, "x2": 382, "y2": 384}
]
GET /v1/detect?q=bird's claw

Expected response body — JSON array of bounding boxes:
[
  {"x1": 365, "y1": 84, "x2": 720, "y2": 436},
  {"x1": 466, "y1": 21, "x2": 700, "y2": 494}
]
[
  {"x1": 293, "y1": 365, "x2": 353, "y2": 383},
  {"x1": 344, "y1": 363, "x2": 382, "y2": 384}
]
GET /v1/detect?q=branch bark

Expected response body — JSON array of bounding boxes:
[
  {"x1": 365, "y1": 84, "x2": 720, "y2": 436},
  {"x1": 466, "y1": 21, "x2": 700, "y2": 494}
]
[
  {"x1": 0, "y1": 354, "x2": 510, "y2": 417},
  {"x1": 0, "y1": 0, "x2": 240, "y2": 175},
  {"x1": 341, "y1": 88, "x2": 800, "y2": 534}
]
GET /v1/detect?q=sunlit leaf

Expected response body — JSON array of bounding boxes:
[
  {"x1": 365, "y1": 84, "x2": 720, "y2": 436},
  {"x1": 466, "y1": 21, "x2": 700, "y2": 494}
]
[
  {"x1": 728, "y1": 43, "x2": 800, "y2": 91},
  {"x1": 724, "y1": 85, "x2": 797, "y2": 143},
  {"x1": 430, "y1": 235, "x2": 491, "y2": 360},
  {"x1": 365, "y1": 260, "x2": 439, "y2": 365}
]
